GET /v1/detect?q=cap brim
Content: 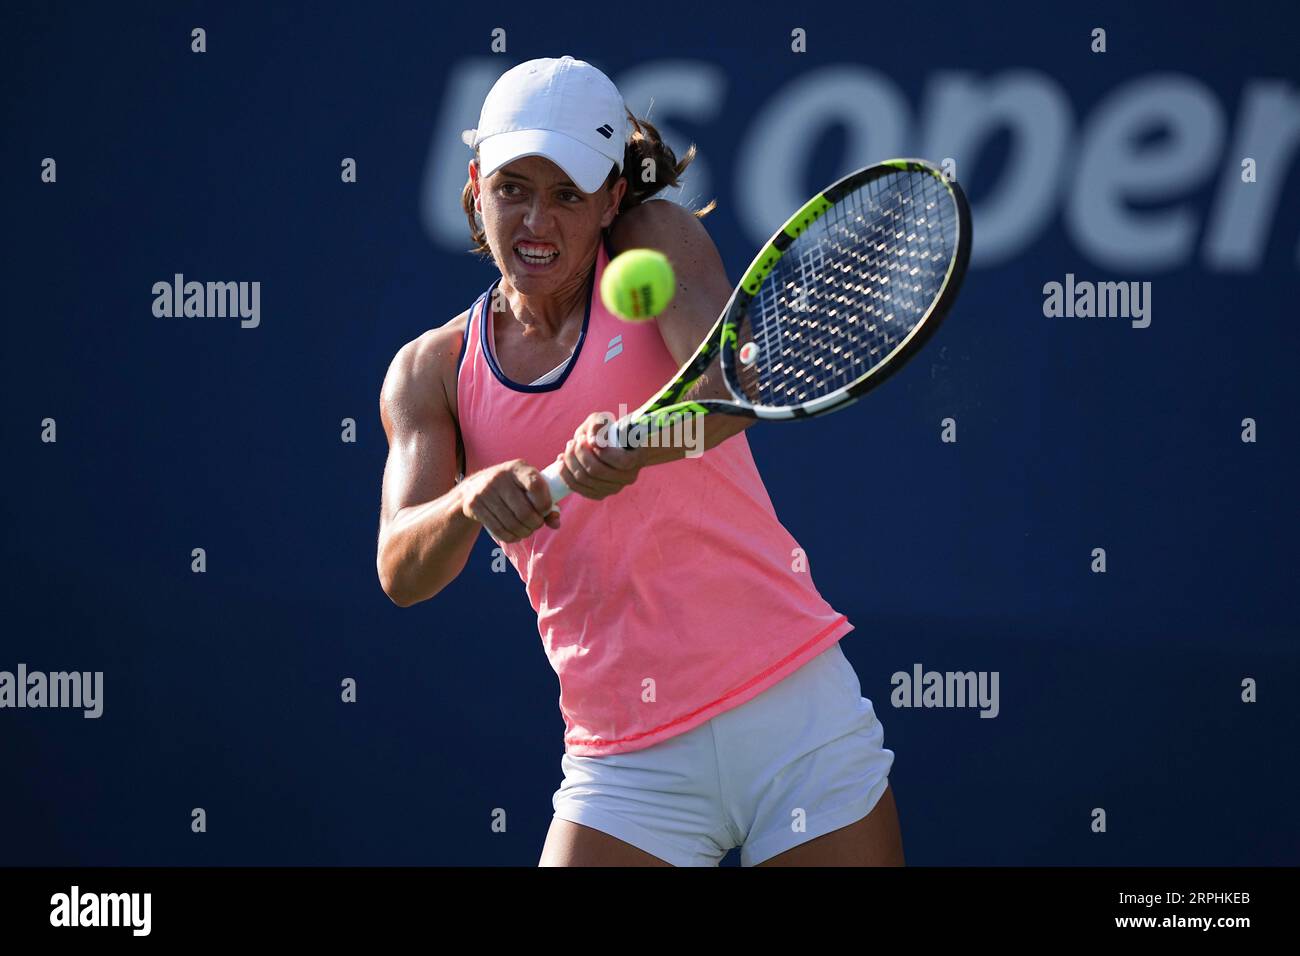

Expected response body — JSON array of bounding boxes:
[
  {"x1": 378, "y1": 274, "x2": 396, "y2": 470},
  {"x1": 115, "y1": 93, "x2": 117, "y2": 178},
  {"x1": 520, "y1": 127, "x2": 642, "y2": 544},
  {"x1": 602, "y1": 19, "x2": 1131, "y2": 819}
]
[{"x1": 478, "y1": 128, "x2": 616, "y2": 194}]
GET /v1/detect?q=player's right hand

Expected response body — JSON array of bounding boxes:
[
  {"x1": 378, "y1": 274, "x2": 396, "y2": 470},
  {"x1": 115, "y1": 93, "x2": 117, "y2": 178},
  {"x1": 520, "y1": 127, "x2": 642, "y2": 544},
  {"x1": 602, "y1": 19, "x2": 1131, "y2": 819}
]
[{"x1": 458, "y1": 459, "x2": 559, "y2": 543}]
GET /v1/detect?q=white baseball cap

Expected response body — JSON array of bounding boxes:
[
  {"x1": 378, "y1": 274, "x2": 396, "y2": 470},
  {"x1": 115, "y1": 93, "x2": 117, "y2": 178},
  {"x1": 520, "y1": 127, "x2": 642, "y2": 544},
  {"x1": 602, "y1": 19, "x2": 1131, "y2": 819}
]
[{"x1": 462, "y1": 55, "x2": 631, "y2": 194}]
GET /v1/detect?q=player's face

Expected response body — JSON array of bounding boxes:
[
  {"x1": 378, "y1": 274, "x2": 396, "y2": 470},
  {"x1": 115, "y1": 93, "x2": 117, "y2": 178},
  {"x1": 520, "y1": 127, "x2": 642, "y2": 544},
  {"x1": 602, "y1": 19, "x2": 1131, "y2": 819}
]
[{"x1": 473, "y1": 155, "x2": 625, "y2": 293}]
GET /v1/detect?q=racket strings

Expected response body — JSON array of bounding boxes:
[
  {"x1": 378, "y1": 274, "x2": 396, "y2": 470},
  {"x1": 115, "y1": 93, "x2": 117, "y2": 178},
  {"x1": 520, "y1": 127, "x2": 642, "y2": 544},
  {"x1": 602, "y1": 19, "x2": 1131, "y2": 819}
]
[{"x1": 732, "y1": 170, "x2": 958, "y2": 408}]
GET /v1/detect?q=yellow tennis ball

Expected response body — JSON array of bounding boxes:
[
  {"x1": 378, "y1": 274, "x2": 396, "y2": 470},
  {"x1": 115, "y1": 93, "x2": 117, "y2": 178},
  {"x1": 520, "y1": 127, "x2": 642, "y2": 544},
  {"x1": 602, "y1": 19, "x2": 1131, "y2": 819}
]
[{"x1": 601, "y1": 249, "x2": 675, "y2": 321}]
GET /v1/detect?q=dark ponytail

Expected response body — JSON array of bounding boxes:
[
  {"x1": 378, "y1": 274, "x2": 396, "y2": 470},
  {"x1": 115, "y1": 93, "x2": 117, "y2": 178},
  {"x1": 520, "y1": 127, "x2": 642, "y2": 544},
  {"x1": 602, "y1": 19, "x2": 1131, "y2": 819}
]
[{"x1": 460, "y1": 106, "x2": 716, "y2": 257}]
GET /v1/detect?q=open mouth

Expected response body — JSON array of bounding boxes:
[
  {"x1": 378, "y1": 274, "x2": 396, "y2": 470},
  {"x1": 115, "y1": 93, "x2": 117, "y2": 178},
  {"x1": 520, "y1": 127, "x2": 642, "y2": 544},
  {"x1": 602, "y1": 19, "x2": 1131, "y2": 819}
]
[{"x1": 514, "y1": 243, "x2": 559, "y2": 268}]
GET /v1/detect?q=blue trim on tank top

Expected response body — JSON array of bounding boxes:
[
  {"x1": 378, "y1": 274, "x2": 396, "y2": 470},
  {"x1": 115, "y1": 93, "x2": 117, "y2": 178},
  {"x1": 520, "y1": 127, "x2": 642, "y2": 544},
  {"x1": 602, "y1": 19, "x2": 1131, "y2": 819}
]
[
  {"x1": 477, "y1": 231, "x2": 614, "y2": 395},
  {"x1": 455, "y1": 291, "x2": 478, "y2": 379}
]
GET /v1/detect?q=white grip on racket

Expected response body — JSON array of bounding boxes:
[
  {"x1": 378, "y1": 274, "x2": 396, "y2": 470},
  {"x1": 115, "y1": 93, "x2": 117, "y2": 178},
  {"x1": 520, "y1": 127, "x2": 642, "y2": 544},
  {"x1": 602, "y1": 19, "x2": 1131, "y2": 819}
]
[{"x1": 540, "y1": 459, "x2": 571, "y2": 513}]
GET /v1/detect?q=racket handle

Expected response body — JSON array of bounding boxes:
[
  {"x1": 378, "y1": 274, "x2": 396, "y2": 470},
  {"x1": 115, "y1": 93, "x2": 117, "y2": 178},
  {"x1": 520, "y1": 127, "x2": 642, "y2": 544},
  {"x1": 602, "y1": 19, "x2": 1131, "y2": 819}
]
[{"x1": 540, "y1": 459, "x2": 571, "y2": 513}]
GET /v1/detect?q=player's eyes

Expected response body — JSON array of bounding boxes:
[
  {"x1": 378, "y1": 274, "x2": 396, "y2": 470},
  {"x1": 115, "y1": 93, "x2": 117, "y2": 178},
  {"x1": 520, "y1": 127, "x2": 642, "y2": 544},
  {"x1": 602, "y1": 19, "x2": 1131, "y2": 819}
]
[{"x1": 497, "y1": 183, "x2": 580, "y2": 203}]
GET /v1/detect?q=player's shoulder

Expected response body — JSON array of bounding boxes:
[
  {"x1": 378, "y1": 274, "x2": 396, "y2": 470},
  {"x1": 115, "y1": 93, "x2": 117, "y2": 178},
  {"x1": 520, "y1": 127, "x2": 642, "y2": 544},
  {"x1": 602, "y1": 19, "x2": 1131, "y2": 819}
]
[
  {"x1": 610, "y1": 198, "x2": 710, "y2": 253},
  {"x1": 381, "y1": 308, "x2": 473, "y2": 413}
]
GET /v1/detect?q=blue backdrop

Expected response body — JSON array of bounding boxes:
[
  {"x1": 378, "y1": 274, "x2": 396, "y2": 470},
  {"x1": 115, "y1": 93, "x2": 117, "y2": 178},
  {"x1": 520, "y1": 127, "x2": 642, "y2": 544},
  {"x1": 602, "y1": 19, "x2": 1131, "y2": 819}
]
[{"x1": 3, "y1": 0, "x2": 1297, "y2": 865}]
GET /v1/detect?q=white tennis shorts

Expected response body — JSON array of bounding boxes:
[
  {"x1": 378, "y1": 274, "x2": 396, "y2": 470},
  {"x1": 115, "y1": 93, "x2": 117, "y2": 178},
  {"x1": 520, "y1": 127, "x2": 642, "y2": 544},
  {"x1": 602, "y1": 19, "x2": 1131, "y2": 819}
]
[{"x1": 550, "y1": 640, "x2": 895, "y2": 866}]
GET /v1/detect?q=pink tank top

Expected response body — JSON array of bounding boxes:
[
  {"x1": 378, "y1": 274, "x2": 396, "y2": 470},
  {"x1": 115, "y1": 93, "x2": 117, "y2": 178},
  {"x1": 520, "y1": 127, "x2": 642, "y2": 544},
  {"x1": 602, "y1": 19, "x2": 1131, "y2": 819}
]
[{"x1": 456, "y1": 233, "x2": 853, "y2": 756}]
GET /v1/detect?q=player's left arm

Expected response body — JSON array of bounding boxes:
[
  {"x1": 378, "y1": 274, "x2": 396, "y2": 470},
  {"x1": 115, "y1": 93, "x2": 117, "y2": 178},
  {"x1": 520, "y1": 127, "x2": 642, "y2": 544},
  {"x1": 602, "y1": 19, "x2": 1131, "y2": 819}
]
[
  {"x1": 606, "y1": 199, "x2": 757, "y2": 461},
  {"x1": 556, "y1": 199, "x2": 755, "y2": 501},
  {"x1": 610, "y1": 199, "x2": 729, "y2": 375}
]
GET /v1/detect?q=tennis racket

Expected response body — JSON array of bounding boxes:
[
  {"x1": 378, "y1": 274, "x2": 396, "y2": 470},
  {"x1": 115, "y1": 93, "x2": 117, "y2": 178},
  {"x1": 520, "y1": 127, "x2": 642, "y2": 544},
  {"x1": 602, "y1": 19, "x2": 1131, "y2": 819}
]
[{"x1": 540, "y1": 157, "x2": 972, "y2": 506}]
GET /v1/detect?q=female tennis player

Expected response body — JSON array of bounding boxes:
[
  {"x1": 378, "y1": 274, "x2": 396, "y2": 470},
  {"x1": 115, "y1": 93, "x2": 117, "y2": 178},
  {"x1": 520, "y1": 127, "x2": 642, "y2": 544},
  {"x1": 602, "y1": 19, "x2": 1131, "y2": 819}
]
[{"x1": 376, "y1": 55, "x2": 902, "y2": 866}]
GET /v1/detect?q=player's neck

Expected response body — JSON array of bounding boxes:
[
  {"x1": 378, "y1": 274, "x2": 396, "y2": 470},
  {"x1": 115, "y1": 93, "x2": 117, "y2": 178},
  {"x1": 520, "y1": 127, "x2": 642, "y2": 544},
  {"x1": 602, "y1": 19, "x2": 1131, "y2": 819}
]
[{"x1": 497, "y1": 265, "x2": 592, "y2": 341}]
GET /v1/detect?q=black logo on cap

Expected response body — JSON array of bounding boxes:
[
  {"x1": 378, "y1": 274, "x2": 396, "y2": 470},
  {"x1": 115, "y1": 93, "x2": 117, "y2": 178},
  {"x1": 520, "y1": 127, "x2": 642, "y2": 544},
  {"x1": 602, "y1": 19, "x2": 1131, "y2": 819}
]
[{"x1": 595, "y1": 124, "x2": 614, "y2": 139}]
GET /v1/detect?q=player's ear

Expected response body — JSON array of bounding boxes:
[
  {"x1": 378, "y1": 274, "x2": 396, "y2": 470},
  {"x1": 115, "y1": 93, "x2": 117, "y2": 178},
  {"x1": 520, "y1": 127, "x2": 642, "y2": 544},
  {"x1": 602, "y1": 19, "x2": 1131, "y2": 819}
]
[
  {"x1": 469, "y1": 159, "x2": 481, "y2": 206},
  {"x1": 600, "y1": 176, "x2": 627, "y2": 228}
]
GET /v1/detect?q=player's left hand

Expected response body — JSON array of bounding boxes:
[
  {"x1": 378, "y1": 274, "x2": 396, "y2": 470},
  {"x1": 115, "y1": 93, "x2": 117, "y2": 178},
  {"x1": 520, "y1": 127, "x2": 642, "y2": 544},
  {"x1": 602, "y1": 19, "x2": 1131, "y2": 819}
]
[{"x1": 554, "y1": 411, "x2": 646, "y2": 501}]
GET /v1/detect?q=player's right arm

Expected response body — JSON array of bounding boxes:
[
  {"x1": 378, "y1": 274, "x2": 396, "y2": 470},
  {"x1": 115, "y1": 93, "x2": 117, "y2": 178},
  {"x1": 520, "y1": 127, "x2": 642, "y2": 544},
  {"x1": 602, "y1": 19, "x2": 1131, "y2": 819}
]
[{"x1": 376, "y1": 319, "x2": 558, "y2": 607}]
